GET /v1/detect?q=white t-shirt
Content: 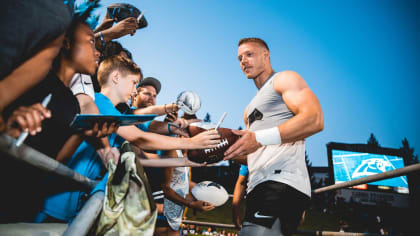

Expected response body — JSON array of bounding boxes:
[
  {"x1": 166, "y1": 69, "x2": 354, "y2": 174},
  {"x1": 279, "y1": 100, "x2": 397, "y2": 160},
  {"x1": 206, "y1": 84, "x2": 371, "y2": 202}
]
[{"x1": 69, "y1": 73, "x2": 95, "y2": 100}]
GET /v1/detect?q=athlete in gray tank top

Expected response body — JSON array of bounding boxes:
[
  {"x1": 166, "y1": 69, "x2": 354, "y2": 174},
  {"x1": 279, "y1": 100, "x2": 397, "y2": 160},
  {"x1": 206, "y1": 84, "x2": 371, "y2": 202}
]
[{"x1": 225, "y1": 38, "x2": 324, "y2": 236}]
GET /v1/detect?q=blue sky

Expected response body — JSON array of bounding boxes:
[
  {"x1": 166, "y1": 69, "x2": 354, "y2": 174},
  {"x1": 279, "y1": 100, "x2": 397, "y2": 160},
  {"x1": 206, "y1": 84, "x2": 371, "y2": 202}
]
[{"x1": 87, "y1": 0, "x2": 419, "y2": 166}]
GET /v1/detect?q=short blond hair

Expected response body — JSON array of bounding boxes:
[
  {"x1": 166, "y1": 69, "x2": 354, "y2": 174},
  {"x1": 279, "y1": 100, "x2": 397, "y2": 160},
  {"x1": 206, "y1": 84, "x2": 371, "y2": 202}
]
[
  {"x1": 97, "y1": 55, "x2": 142, "y2": 86},
  {"x1": 238, "y1": 37, "x2": 269, "y2": 51}
]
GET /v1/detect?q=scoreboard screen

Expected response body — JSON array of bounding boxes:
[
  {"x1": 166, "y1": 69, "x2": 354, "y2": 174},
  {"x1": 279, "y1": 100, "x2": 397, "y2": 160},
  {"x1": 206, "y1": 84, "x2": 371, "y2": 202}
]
[{"x1": 330, "y1": 149, "x2": 409, "y2": 194}]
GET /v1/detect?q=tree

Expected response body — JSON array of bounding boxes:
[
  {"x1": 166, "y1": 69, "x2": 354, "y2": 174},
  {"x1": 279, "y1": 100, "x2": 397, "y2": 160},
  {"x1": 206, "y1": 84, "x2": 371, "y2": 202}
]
[
  {"x1": 399, "y1": 138, "x2": 420, "y2": 235},
  {"x1": 367, "y1": 133, "x2": 380, "y2": 148},
  {"x1": 305, "y1": 151, "x2": 316, "y2": 187},
  {"x1": 203, "y1": 112, "x2": 211, "y2": 123},
  {"x1": 400, "y1": 137, "x2": 419, "y2": 166}
]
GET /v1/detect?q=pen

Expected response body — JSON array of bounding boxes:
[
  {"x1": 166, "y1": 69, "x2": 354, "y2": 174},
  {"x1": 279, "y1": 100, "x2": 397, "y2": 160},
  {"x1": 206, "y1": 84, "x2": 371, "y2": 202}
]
[
  {"x1": 137, "y1": 10, "x2": 145, "y2": 22},
  {"x1": 15, "y1": 93, "x2": 52, "y2": 147},
  {"x1": 215, "y1": 112, "x2": 227, "y2": 131}
]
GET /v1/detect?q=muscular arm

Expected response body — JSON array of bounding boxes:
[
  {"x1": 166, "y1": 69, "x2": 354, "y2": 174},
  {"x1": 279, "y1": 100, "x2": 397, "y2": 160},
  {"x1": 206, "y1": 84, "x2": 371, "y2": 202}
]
[
  {"x1": 225, "y1": 71, "x2": 323, "y2": 159},
  {"x1": 273, "y1": 71, "x2": 324, "y2": 143}
]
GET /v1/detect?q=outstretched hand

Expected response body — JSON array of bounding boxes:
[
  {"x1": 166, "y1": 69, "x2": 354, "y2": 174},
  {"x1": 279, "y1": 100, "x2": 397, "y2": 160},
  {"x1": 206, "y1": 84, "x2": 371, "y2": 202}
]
[
  {"x1": 190, "y1": 129, "x2": 221, "y2": 149},
  {"x1": 109, "y1": 17, "x2": 139, "y2": 38},
  {"x1": 98, "y1": 147, "x2": 120, "y2": 167},
  {"x1": 224, "y1": 129, "x2": 261, "y2": 160},
  {"x1": 183, "y1": 157, "x2": 207, "y2": 167},
  {"x1": 186, "y1": 194, "x2": 215, "y2": 212},
  {"x1": 170, "y1": 118, "x2": 202, "y2": 137},
  {"x1": 6, "y1": 103, "x2": 51, "y2": 138},
  {"x1": 83, "y1": 121, "x2": 120, "y2": 138}
]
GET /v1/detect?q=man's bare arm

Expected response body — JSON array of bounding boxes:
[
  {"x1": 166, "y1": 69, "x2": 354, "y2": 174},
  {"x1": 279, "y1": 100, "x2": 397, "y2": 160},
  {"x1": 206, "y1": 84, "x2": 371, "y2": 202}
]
[
  {"x1": 224, "y1": 71, "x2": 323, "y2": 159},
  {"x1": 232, "y1": 174, "x2": 247, "y2": 228},
  {"x1": 274, "y1": 71, "x2": 324, "y2": 142},
  {"x1": 0, "y1": 35, "x2": 64, "y2": 131},
  {"x1": 117, "y1": 125, "x2": 220, "y2": 151},
  {"x1": 133, "y1": 103, "x2": 178, "y2": 116},
  {"x1": 129, "y1": 146, "x2": 205, "y2": 167}
]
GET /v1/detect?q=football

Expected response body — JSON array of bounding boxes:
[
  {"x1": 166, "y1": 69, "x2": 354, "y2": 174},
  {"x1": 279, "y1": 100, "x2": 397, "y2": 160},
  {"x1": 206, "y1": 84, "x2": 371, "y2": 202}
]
[
  {"x1": 187, "y1": 122, "x2": 240, "y2": 164},
  {"x1": 191, "y1": 181, "x2": 229, "y2": 207}
]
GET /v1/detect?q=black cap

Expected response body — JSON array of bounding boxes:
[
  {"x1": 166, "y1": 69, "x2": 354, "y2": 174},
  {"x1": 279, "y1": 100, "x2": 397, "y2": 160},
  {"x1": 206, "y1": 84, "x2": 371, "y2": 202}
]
[{"x1": 137, "y1": 77, "x2": 161, "y2": 94}]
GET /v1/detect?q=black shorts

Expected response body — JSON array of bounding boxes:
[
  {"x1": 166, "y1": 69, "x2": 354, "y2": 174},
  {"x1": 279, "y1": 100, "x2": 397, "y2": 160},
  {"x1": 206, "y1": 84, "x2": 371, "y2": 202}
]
[
  {"x1": 244, "y1": 181, "x2": 310, "y2": 235},
  {"x1": 155, "y1": 213, "x2": 169, "y2": 227}
]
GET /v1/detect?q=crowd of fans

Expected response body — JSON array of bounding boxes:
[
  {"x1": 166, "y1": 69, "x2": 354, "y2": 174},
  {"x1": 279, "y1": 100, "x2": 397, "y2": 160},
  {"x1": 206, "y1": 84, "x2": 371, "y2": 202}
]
[
  {"x1": 0, "y1": 1, "x2": 224, "y2": 235},
  {"x1": 181, "y1": 224, "x2": 237, "y2": 236}
]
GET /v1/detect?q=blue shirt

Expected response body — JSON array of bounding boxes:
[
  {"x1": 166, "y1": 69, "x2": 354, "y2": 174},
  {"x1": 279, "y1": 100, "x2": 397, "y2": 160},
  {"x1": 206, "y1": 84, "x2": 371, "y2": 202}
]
[
  {"x1": 42, "y1": 93, "x2": 151, "y2": 221},
  {"x1": 239, "y1": 165, "x2": 249, "y2": 177}
]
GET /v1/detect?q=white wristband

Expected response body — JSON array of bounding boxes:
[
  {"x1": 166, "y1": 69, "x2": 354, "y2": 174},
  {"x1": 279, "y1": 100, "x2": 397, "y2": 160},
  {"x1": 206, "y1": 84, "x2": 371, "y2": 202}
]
[{"x1": 254, "y1": 127, "x2": 282, "y2": 146}]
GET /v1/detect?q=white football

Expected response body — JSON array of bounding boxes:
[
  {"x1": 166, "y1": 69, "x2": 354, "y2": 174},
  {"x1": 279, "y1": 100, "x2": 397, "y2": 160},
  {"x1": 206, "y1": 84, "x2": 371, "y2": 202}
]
[
  {"x1": 176, "y1": 90, "x2": 201, "y2": 115},
  {"x1": 191, "y1": 181, "x2": 229, "y2": 207}
]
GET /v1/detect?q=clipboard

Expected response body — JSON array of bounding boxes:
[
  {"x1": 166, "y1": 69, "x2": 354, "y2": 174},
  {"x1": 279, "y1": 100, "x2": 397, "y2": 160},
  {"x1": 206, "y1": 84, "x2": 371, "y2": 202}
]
[{"x1": 70, "y1": 114, "x2": 156, "y2": 130}]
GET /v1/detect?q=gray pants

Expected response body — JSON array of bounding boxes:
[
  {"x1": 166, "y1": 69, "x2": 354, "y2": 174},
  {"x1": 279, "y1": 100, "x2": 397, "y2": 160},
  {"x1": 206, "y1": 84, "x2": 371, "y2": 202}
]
[{"x1": 240, "y1": 218, "x2": 283, "y2": 236}]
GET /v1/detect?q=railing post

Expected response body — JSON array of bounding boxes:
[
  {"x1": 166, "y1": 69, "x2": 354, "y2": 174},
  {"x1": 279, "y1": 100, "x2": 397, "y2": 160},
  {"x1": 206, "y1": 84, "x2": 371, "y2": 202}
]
[
  {"x1": 63, "y1": 191, "x2": 104, "y2": 236},
  {"x1": 0, "y1": 134, "x2": 97, "y2": 190},
  {"x1": 313, "y1": 163, "x2": 420, "y2": 194}
]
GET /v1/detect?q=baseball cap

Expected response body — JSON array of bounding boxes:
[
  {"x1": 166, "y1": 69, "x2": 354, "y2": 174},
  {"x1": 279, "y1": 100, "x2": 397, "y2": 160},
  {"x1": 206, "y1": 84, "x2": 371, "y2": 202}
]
[{"x1": 137, "y1": 77, "x2": 161, "y2": 94}]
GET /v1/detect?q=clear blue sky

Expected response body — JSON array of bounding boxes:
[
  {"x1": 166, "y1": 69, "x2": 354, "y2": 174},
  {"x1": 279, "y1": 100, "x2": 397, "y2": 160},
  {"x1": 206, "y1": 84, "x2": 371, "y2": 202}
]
[{"x1": 86, "y1": 0, "x2": 419, "y2": 166}]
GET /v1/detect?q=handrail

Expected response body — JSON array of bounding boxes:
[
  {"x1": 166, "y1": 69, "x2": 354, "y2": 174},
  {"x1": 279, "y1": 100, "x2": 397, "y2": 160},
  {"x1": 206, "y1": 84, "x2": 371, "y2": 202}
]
[
  {"x1": 0, "y1": 134, "x2": 97, "y2": 190},
  {"x1": 63, "y1": 191, "x2": 104, "y2": 236},
  {"x1": 313, "y1": 163, "x2": 420, "y2": 194},
  {"x1": 182, "y1": 220, "x2": 380, "y2": 236}
]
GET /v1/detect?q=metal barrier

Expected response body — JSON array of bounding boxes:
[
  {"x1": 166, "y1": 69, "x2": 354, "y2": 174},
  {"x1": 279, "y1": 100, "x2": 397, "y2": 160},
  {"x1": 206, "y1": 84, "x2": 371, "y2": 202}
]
[
  {"x1": 313, "y1": 162, "x2": 420, "y2": 194},
  {"x1": 63, "y1": 191, "x2": 105, "y2": 236},
  {"x1": 0, "y1": 134, "x2": 97, "y2": 190},
  {"x1": 1, "y1": 133, "x2": 418, "y2": 235},
  {"x1": 183, "y1": 220, "x2": 381, "y2": 236},
  {"x1": 0, "y1": 134, "x2": 101, "y2": 235}
]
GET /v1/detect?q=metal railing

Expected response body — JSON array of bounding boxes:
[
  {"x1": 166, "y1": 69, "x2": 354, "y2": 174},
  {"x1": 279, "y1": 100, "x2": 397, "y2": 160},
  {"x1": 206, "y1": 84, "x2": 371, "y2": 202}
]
[
  {"x1": 1, "y1": 133, "x2": 419, "y2": 235},
  {"x1": 0, "y1": 134, "x2": 97, "y2": 190},
  {"x1": 0, "y1": 134, "x2": 102, "y2": 235}
]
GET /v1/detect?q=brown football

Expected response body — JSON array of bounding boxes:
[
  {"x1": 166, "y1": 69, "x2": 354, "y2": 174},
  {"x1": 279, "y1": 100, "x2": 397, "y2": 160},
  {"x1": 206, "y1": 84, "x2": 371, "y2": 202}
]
[{"x1": 187, "y1": 126, "x2": 240, "y2": 164}]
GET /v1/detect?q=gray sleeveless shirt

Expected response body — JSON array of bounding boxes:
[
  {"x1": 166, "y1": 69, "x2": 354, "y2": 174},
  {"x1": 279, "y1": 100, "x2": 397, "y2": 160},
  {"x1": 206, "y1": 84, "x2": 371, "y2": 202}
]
[
  {"x1": 247, "y1": 73, "x2": 293, "y2": 131},
  {"x1": 246, "y1": 72, "x2": 311, "y2": 197}
]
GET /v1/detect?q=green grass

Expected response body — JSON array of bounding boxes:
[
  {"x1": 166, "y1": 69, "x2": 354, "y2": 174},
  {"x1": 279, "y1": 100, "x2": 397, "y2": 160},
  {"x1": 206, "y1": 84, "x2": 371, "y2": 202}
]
[
  {"x1": 185, "y1": 198, "x2": 241, "y2": 234},
  {"x1": 184, "y1": 200, "x2": 344, "y2": 235}
]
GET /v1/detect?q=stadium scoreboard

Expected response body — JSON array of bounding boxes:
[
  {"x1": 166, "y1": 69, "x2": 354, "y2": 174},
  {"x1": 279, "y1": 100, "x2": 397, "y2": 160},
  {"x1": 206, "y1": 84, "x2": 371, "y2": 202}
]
[{"x1": 326, "y1": 142, "x2": 410, "y2": 208}]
